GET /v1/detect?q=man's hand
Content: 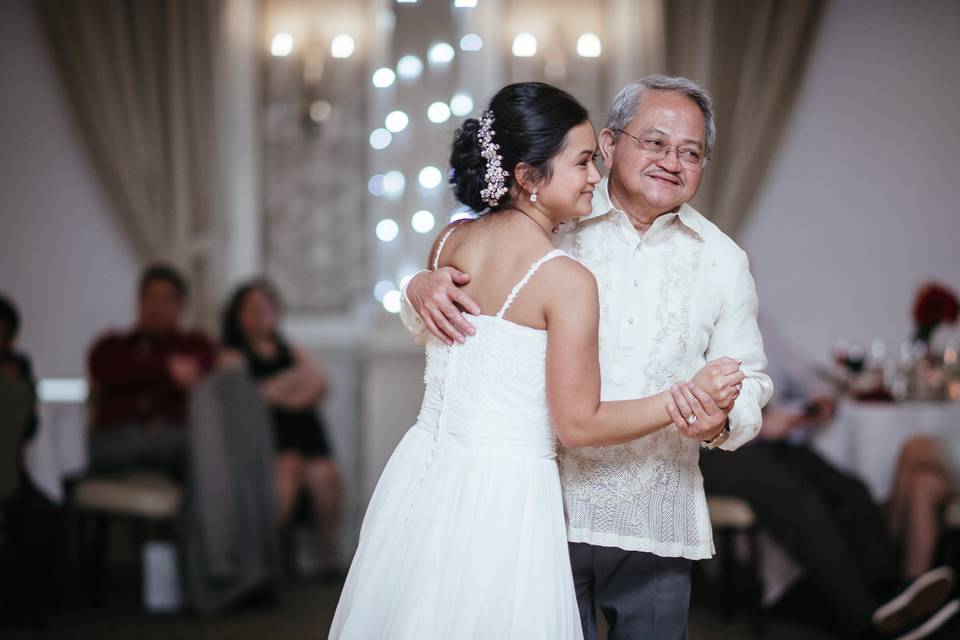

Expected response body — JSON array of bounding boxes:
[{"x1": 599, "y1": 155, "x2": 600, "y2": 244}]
[
  {"x1": 168, "y1": 354, "x2": 202, "y2": 389},
  {"x1": 666, "y1": 382, "x2": 729, "y2": 441},
  {"x1": 690, "y1": 357, "x2": 744, "y2": 411},
  {"x1": 407, "y1": 267, "x2": 482, "y2": 345}
]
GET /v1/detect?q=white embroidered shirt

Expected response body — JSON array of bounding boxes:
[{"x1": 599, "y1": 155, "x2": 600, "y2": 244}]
[{"x1": 401, "y1": 175, "x2": 772, "y2": 559}]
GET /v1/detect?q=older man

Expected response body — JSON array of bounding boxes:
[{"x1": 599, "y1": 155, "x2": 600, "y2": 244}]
[{"x1": 402, "y1": 75, "x2": 772, "y2": 639}]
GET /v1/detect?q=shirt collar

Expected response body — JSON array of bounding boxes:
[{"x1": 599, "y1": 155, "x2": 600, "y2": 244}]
[{"x1": 579, "y1": 175, "x2": 704, "y2": 239}]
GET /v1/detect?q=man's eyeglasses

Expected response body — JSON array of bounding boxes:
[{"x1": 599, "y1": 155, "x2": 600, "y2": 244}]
[{"x1": 613, "y1": 129, "x2": 708, "y2": 168}]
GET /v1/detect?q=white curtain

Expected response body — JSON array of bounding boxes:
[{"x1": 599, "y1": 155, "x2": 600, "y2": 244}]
[
  {"x1": 666, "y1": 0, "x2": 826, "y2": 237},
  {"x1": 35, "y1": 0, "x2": 224, "y2": 268}
]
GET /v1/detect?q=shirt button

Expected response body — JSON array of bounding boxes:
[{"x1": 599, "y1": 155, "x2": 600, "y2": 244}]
[
  {"x1": 628, "y1": 317, "x2": 635, "y2": 325},
  {"x1": 633, "y1": 280, "x2": 639, "y2": 287}
]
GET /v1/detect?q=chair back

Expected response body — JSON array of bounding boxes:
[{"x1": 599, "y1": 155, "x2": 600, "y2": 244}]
[{"x1": 0, "y1": 380, "x2": 33, "y2": 502}]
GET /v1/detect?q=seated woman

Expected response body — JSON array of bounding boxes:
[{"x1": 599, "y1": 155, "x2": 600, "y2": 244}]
[
  {"x1": 221, "y1": 280, "x2": 342, "y2": 574},
  {"x1": 890, "y1": 435, "x2": 960, "y2": 579}
]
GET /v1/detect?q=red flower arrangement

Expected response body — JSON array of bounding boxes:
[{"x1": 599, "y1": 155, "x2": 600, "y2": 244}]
[{"x1": 913, "y1": 282, "x2": 959, "y2": 344}]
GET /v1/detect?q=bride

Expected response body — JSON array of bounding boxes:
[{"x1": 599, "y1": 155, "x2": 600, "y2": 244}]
[{"x1": 330, "y1": 82, "x2": 742, "y2": 639}]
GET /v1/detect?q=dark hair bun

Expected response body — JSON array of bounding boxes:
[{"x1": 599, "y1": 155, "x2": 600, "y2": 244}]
[
  {"x1": 447, "y1": 82, "x2": 588, "y2": 214},
  {"x1": 449, "y1": 118, "x2": 487, "y2": 212}
]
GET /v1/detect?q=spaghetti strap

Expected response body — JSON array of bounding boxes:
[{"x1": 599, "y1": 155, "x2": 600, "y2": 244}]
[
  {"x1": 431, "y1": 222, "x2": 465, "y2": 271},
  {"x1": 496, "y1": 249, "x2": 566, "y2": 319}
]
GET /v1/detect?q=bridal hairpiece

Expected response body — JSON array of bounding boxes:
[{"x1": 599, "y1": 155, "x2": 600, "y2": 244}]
[{"x1": 478, "y1": 111, "x2": 509, "y2": 208}]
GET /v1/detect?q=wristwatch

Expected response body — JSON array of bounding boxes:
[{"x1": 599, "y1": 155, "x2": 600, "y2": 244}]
[{"x1": 701, "y1": 419, "x2": 731, "y2": 450}]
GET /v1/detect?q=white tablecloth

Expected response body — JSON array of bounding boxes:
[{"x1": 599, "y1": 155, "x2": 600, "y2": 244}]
[
  {"x1": 813, "y1": 400, "x2": 960, "y2": 501},
  {"x1": 23, "y1": 401, "x2": 88, "y2": 502}
]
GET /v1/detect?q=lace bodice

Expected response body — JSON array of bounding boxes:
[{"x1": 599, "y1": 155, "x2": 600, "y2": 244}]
[
  {"x1": 415, "y1": 235, "x2": 567, "y2": 459},
  {"x1": 416, "y1": 314, "x2": 557, "y2": 458}
]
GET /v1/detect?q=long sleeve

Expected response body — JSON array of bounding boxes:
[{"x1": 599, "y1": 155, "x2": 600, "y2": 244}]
[
  {"x1": 88, "y1": 330, "x2": 215, "y2": 427},
  {"x1": 705, "y1": 250, "x2": 773, "y2": 451},
  {"x1": 399, "y1": 272, "x2": 430, "y2": 344},
  {"x1": 88, "y1": 333, "x2": 168, "y2": 389},
  {"x1": 192, "y1": 334, "x2": 217, "y2": 374}
]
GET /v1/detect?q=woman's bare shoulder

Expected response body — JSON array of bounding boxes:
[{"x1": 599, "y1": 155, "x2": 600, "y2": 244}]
[{"x1": 544, "y1": 254, "x2": 596, "y2": 286}]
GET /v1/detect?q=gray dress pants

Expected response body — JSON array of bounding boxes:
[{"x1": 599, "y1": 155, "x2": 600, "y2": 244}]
[
  {"x1": 88, "y1": 423, "x2": 187, "y2": 479},
  {"x1": 570, "y1": 542, "x2": 692, "y2": 640}
]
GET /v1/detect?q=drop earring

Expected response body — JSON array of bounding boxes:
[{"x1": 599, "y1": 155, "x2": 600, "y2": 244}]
[{"x1": 529, "y1": 191, "x2": 538, "y2": 203}]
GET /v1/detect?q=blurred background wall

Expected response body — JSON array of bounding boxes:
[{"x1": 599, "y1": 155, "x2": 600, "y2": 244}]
[
  {"x1": 0, "y1": 0, "x2": 139, "y2": 378},
  {"x1": 741, "y1": 0, "x2": 960, "y2": 357}
]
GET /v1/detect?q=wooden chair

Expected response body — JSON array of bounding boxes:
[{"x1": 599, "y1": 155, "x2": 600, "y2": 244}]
[
  {"x1": 69, "y1": 471, "x2": 182, "y2": 604},
  {"x1": 706, "y1": 494, "x2": 765, "y2": 633}
]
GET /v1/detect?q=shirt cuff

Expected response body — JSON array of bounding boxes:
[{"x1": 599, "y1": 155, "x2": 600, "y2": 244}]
[
  {"x1": 400, "y1": 270, "x2": 430, "y2": 341},
  {"x1": 719, "y1": 399, "x2": 762, "y2": 451}
]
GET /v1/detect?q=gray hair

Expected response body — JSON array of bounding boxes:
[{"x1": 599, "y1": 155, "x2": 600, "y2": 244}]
[{"x1": 605, "y1": 75, "x2": 716, "y2": 158}]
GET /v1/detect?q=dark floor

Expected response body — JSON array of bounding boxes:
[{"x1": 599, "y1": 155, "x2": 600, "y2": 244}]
[
  {"x1": 0, "y1": 570, "x2": 849, "y2": 640},
  {"x1": 6, "y1": 543, "x2": 960, "y2": 640}
]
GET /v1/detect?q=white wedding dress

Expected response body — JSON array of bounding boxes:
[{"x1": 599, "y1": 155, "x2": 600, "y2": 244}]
[{"x1": 330, "y1": 246, "x2": 583, "y2": 639}]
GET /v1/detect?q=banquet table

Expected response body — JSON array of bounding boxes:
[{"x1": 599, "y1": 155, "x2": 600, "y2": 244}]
[{"x1": 813, "y1": 400, "x2": 960, "y2": 502}]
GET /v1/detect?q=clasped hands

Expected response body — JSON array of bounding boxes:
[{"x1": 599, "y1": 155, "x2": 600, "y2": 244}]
[{"x1": 665, "y1": 358, "x2": 744, "y2": 443}]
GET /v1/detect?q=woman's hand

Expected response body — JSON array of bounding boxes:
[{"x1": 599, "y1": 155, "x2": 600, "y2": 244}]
[
  {"x1": 217, "y1": 348, "x2": 246, "y2": 370},
  {"x1": 666, "y1": 382, "x2": 730, "y2": 442}
]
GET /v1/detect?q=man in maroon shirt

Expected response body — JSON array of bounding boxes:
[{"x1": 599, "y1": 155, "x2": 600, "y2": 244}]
[{"x1": 87, "y1": 265, "x2": 215, "y2": 477}]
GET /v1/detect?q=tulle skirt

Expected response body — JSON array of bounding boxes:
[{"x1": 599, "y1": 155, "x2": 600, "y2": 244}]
[{"x1": 330, "y1": 425, "x2": 583, "y2": 639}]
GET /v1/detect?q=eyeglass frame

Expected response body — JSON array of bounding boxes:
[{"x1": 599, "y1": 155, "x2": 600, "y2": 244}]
[{"x1": 611, "y1": 128, "x2": 710, "y2": 169}]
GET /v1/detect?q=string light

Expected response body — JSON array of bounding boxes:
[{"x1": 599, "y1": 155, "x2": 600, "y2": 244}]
[
  {"x1": 382, "y1": 290, "x2": 402, "y2": 314},
  {"x1": 411, "y1": 210, "x2": 436, "y2": 233},
  {"x1": 460, "y1": 33, "x2": 483, "y2": 51},
  {"x1": 374, "y1": 280, "x2": 395, "y2": 301},
  {"x1": 376, "y1": 219, "x2": 400, "y2": 242},
  {"x1": 450, "y1": 94, "x2": 474, "y2": 116},
  {"x1": 512, "y1": 33, "x2": 537, "y2": 57},
  {"x1": 369, "y1": 128, "x2": 392, "y2": 150},
  {"x1": 368, "y1": 174, "x2": 385, "y2": 196},
  {"x1": 372, "y1": 67, "x2": 396, "y2": 88},
  {"x1": 385, "y1": 110, "x2": 409, "y2": 133},
  {"x1": 397, "y1": 55, "x2": 423, "y2": 80},
  {"x1": 418, "y1": 166, "x2": 443, "y2": 189},
  {"x1": 331, "y1": 34, "x2": 355, "y2": 58},
  {"x1": 427, "y1": 102, "x2": 451, "y2": 124},
  {"x1": 382, "y1": 171, "x2": 406, "y2": 197},
  {"x1": 428, "y1": 42, "x2": 455, "y2": 65},
  {"x1": 270, "y1": 33, "x2": 294, "y2": 57},
  {"x1": 576, "y1": 33, "x2": 602, "y2": 58}
]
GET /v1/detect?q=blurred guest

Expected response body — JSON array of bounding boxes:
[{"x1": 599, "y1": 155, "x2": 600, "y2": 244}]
[
  {"x1": 182, "y1": 365, "x2": 282, "y2": 613},
  {"x1": 87, "y1": 265, "x2": 215, "y2": 478},
  {"x1": 889, "y1": 435, "x2": 958, "y2": 580},
  {"x1": 700, "y1": 319, "x2": 956, "y2": 639},
  {"x1": 221, "y1": 280, "x2": 342, "y2": 573},
  {"x1": 0, "y1": 293, "x2": 37, "y2": 437},
  {"x1": 0, "y1": 294, "x2": 66, "y2": 626}
]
